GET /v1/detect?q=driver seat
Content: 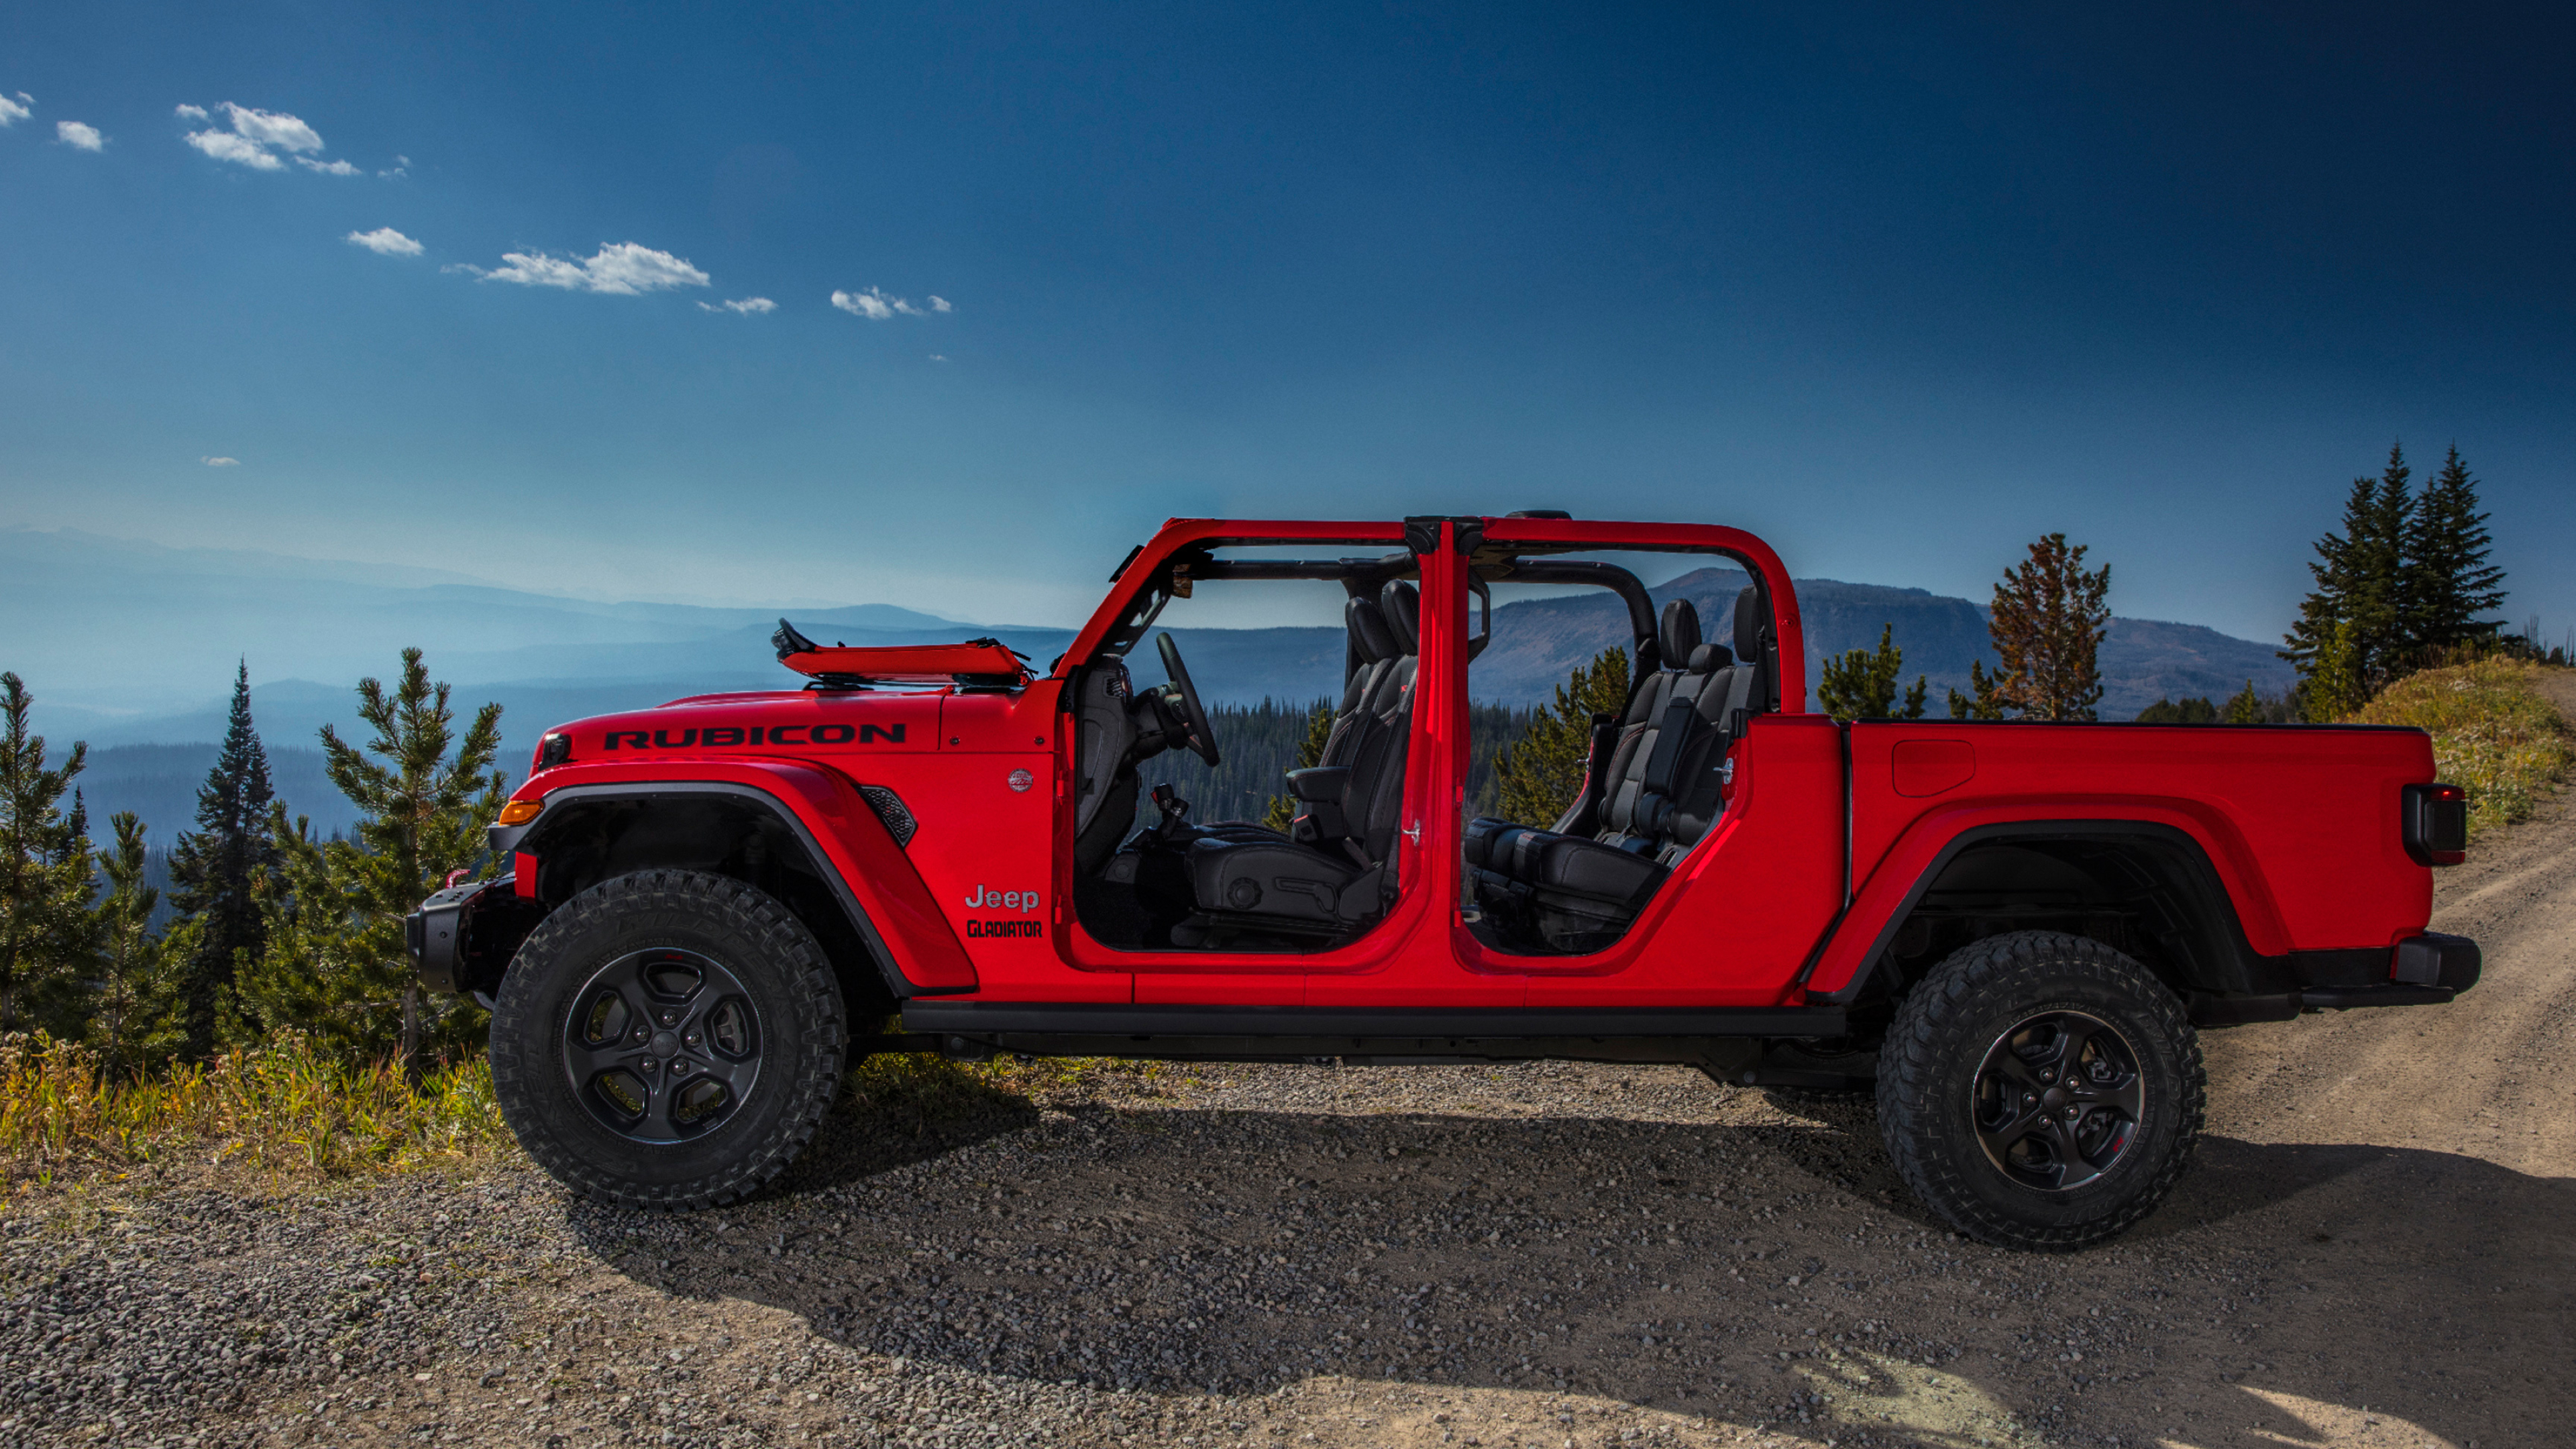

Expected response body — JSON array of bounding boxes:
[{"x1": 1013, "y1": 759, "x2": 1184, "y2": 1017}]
[{"x1": 1178, "y1": 579, "x2": 1419, "y2": 939}]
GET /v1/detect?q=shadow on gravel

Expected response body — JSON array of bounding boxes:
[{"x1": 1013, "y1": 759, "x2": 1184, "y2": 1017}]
[
  {"x1": 768, "y1": 1060, "x2": 1044, "y2": 1197},
  {"x1": 2123, "y1": 1135, "x2": 2389, "y2": 1242},
  {"x1": 562, "y1": 1094, "x2": 2574, "y2": 1449}
]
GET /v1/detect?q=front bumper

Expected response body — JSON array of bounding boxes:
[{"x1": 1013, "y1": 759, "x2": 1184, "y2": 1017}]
[{"x1": 403, "y1": 873, "x2": 541, "y2": 997}]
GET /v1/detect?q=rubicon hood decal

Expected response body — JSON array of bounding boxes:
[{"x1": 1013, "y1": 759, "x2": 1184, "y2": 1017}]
[{"x1": 601, "y1": 722, "x2": 905, "y2": 749}]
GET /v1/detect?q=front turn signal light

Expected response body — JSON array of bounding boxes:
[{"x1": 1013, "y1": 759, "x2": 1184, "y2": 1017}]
[{"x1": 496, "y1": 799, "x2": 545, "y2": 826}]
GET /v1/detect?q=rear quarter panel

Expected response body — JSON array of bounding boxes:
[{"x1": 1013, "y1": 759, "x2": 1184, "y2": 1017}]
[{"x1": 1811, "y1": 722, "x2": 2435, "y2": 996}]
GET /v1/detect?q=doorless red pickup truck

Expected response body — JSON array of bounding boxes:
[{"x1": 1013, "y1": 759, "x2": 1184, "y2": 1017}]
[{"x1": 409, "y1": 515, "x2": 2478, "y2": 1248}]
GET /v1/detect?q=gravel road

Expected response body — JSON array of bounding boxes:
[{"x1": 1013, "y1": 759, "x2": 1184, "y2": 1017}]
[{"x1": 7, "y1": 684, "x2": 2571, "y2": 1449}]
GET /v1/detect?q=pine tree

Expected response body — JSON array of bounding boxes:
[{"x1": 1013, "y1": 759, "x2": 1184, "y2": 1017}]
[
  {"x1": 2303, "y1": 619, "x2": 2372, "y2": 720},
  {"x1": 2220, "y1": 681, "x2": 2264, "y2": 725},
  {"x1": 234, "y1": 649, "x2": 505, "y2": 1068},
  {"x1": 88, "y1": 812, "x2": 178, "y2": 1077},
  {"x1": 1494, "y1": 647, "x2": 1631, "y2": 827},
  {"x1": 1946, "y1": 659, "x2": 2008, "y2": 720},
  {"x1": 2404, "y1": 445, "x2": 2508, "y2": 653},
  {"x1": 2284, "y1": 443, "x2": 2415, "y2": 696},
  {"x1": 1260, "y1": 700, "x2": 1337, "y2": 832},
  {"x1": 2135, "y1": 696, "x2": 2218, "y2": 724},
  {"x1": 1817, "y1": 625, "x2": 1929, "y2": 723},
  {"x1": 1988, "y1": 533, "x2": 2112, "y2": 721},
  {"x1": 0, "y1": 674, "x2": 95, "y2": 1032},
  {"x1": 166, "y1": 662, "x2": 278, "y2": 1057}
]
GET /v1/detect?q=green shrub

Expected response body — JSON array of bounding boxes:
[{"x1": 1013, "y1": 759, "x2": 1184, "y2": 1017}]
[{"x1": 2351, "y1": 660, "x2": 2573, "y2": 837}]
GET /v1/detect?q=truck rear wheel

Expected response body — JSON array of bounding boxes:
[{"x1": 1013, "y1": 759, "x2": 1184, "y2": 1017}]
[
  {"x1": 489, "y1": 869, "x2": 847, "y2": 1212},
  {"x1": 1876, "y1": 931, "x2": 2203, "y2": 1250}
]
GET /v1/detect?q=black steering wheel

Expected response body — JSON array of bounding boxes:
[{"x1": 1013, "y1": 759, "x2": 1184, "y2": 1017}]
[{"x1": 1155, "y1": 633, "x2": 1223, "y2": 767}]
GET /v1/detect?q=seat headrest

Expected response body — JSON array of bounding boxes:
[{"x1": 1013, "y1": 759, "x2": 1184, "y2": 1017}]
[
  {"x1": 1658, "y1": 598, "x2": 1701, "y2": 669},
  {"x1": 1687, "y1": 642, "x2": 1735, "y2": 674},
  {"x1": 1733, "y1": 586, "x2": 1764, "y2": 661},
  {"x1": 1345, "y1": 597, "x2": 1397, "y2": 664},
  {"x1": 1379, "y1": 580, "x2": 1421, "y2": 653}
]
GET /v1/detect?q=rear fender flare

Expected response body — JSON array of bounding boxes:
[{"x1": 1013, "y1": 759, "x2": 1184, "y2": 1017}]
[
  {"x1": 1801, "y1": 813, "x2": 2277, "y2": 1004},
  {"x1": 511, "y1": 767, "x2": 977, "y2": 998}
]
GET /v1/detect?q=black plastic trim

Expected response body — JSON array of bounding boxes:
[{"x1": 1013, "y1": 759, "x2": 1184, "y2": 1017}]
[
  {"x1": 1807, "y1": 819, "x2": 2308, "y2": 1004},
  {"x1": 2190, "y1": 982, "x2": 2458, "y2": 1025},
  {"x1": 2392, "y1": 930, "x2": 2481, "y2": 991},
  {"x1": 904, "y1": 1001, "x2": 1843, "y2": 1040},
  {"x1": 513, "y1": 780, "x2": 970, "y2": 999},
  {"x1": 1402, "y1": 515, "x2": 1484, "y2": 555}
]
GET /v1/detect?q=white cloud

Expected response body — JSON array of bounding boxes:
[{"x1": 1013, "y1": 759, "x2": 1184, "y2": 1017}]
[
  {"x1": 831, "y1": 287, "x2": 894, "y2": 319},
  {"x1": 469, "y1": 241, "x2": 710, "y2": 295},
  {"x1": 183, "y1": 102, "x2": 364, "y2": 174},
  {"x1": 184, "y1": 128, "x2": 284, "y2": 170},
  {"x1": 831, "y1": 288, "x2": 894, "y2": 319},
  {"x1": 201, "y1": 456, "x2": 239, "y2": 467},
  {"x1": 0, "y1": 93, "x2": 30, "y2": 127},
  {"x1": 698, "y1": 297, "x2": 777, "y2": 314},
  {"x1": 928, "y1": 354, "x2": 949, "y2": 362},
  {"x1": 833, "y1": 286, "x2": 950, "y2": 319},
  {"x1": 220, "y1": 102, "x2": 321, "y2": 153},
  {"x1": 346, "y1": 227, "x2": 423, "y2": 257},
  {"x1": 55, "y1": 121, "x2": 103, "y2": 151}
]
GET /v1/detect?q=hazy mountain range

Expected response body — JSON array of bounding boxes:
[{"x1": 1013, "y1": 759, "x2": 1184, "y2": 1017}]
[{"x1": 11, "y1": 527, "x2": 2293, "y2": 842}]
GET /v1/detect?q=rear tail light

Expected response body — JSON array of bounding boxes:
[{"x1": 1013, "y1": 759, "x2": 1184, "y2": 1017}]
[{"x1": 2402, "y1": 783, "x2": 2467, "y2": 866}]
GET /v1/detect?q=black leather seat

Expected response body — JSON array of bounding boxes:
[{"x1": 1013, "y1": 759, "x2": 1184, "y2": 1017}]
[
  {"x1": 1164, "y1": 593, "x2": 1409, "y2": 850},
  {"x1": 1465, "y1": 589, "x2": 1768, "y2": 953},
  {"x1": 1180, "y1": 580, "x2": 1420, "y2": 938}
]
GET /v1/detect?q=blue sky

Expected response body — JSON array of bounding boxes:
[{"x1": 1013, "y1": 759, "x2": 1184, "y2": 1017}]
[{"x1": 2, "y1": 1, "x2": 2569, "y2": 643}]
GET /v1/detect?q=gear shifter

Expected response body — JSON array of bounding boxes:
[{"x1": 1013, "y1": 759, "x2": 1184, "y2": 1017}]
[{"x1": 1148, "y1": 783, "x2": 1192, "y2": 840}]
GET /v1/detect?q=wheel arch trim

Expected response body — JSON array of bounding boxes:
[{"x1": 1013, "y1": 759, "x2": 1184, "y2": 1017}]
[
  {"x1": 1801, "y1": 812, "x2": 2289, "y2": 1004},
  {"x1": 513, "y1": 770, "x2": 978, "y2": 998}
]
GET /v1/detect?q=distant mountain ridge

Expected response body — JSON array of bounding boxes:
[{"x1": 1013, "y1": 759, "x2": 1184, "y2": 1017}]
[
  {"x1": 13, "y1": 529, "x2": 2292, "y2": 773},
  {"x1": 1471, "y1": 567, "x2": 2292, "y2": 716}
]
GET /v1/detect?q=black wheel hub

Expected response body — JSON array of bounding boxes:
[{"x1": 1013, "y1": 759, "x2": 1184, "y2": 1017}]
[
  {"x1": 1971, "y1": 1009, "x2": 2144, "y2": 1191},
  {"x1": 561, "y1": 948, "x2": 764, "y2": 1144}
]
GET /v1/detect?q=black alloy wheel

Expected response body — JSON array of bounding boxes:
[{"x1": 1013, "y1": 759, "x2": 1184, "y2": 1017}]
[
  {"x1": 490, "y1": 869, "x2": 847, "y2": 1212},
  {"x1": 1877, "y1": 930, "x2": 2203, "y2": 1250},
  {"x1": 1970, "y1": 1010, "x2": 2143, "y2": 1191},
  {"x1": 562, "y1": 947, "x2": 765, "y2": 1144}
]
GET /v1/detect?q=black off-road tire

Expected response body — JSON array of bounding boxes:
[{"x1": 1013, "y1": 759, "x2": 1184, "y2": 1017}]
[
  {"x1": 490, "y1": 869, "x2": 847, "y2": 1212},
  {"x1": 1876, "y1": 931, "x2": 2204, "y2": 1250}
]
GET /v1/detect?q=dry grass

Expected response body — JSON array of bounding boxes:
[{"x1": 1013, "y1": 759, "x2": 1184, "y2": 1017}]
[
  {"x1": 0, "y1": 1026, "x2": 1178, "y2": 1198},
  {"x1": 2352, "y1": 659, "x2": 2575, "y2": 836},
  {"x1": 0, "y1": 1030, "x2": 513, "y2": 1192}
]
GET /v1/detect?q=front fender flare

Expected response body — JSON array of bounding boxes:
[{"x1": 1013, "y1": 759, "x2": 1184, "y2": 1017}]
[{"x1": 511, "y1": 763, "x2": 977, "y2": 998}]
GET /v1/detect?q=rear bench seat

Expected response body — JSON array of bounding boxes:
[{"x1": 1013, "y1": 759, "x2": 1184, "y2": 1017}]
[{"x1": 1465, "y1": 588, "x2": 1766, "y2": 954}]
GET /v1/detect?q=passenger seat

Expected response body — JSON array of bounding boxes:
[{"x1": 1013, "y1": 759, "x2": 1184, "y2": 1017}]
[{"x1": 1464, "y1": 590, "x2": 1764, "y2": 953}]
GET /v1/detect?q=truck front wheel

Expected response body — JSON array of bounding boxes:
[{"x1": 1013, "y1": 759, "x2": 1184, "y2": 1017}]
[
  {"x1": 489, "y1": 869, "x2": 847, "y2": 1211},
  {"x1": 1876, "y1": 931, "x2": 2204, "y2": 1250}
]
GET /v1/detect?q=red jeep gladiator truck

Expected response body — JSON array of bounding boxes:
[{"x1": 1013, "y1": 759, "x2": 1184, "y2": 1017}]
[{"x1": 409, "y1": 515, "x2": 2478, "y2": 1249}]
